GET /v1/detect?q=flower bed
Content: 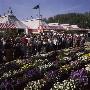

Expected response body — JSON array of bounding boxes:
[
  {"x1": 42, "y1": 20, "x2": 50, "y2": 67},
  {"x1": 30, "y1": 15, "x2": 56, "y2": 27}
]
[{"x1": 0, "y1": 47, "x2": 90, "y2": 90}]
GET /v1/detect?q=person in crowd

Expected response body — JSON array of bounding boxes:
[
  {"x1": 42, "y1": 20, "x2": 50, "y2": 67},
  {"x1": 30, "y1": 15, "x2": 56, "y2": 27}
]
[
  {"x1": 0, "y1": 38, "x2": 3, "y2": 63},
  {"x1": 80, "y1": 35, "x2": 85, "y2": 47},
  {"x1": 13, "y1": 42, "x2": 22, "y2": 60},
  {"x1": 4, "y1": 38, "x2": 13, "y2": 62},
  {"x1": 0, "y1": 31, "x2": 86, "y2": 63}
]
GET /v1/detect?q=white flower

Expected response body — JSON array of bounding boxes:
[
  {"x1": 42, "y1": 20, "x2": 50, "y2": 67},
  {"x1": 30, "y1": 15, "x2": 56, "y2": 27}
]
[{"x1": 86, "y1": 67, "x2": 90, "y2": 71}]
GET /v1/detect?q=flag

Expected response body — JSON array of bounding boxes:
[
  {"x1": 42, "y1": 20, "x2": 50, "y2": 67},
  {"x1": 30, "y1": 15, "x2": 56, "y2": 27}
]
[{"x1": 33, "y1": 5, "x2": 39, "y2": 9}]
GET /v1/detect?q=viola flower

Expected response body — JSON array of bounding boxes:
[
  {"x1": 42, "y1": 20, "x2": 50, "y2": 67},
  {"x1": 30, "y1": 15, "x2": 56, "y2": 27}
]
[
  {"x1": 70, "y1": 68, "x2": 88, "y2": 87},
  {"x1": 51, "y1": 79, "x2": 76, "y2": 90},
  {"x1": 85, "y1": 64, "x2": 90, "y2": 72},
  {"x1": 24, "y1": 79, "x2": 46, "y2": 90}
]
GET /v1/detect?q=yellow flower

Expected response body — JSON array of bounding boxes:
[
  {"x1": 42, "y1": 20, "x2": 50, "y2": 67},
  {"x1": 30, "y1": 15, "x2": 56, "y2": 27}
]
[
  {"x1": 21, "y1": 63, "x2": 33, "y2": 70},
  {"x1": 83, "y1": 53, "x2": 90, "y2": 57},
  {"x1": 88, "y1": 53, "x2": 90, "y2": 57}
]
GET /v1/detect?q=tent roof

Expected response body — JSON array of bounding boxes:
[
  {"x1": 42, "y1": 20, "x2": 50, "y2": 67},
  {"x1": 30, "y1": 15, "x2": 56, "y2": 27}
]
[
  {"x1": 0, "y1": 14, "x2": 27, "y2": 29},
  {"x1": 22, "y1": 19, "x2": 47, "y2": 29},
  {"x1": 0, "y1": 23, "x2": 16, "y2": 29},
  {"x1": 22, "y1": 19, "x2": 64, "y2": 30}
]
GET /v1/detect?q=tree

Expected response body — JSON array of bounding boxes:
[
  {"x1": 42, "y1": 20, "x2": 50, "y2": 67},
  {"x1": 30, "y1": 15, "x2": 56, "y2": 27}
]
[{"x1": 47, "y1": 12, "x2": 90, "y2": 29}]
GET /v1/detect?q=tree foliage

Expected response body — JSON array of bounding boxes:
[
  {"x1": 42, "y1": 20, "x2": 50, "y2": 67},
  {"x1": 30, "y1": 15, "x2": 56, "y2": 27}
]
[{"x1": 44, "y1": 12, "x2": 90, "y2": 29}]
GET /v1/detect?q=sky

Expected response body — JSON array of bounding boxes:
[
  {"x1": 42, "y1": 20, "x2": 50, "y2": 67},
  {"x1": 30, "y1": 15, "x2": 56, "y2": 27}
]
[{"x1": 0, "y1": 0, "x2": 90, "y2": 20}]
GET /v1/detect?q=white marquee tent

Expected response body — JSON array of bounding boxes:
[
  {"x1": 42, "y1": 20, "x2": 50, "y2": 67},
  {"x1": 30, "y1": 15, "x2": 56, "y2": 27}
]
[{"x1": 0, "y1": 13, "x2": 27, "y2": 34}]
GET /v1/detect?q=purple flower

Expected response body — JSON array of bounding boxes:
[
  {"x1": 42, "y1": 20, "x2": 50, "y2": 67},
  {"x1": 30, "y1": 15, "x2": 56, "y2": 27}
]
[{"x1": 70, "y1": 68, "x2": 88, "y2": 86}]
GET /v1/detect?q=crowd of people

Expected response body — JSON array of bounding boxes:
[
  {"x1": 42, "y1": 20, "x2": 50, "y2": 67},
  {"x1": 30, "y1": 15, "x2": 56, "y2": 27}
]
[{"x1": 0, "y1": 32, "x2": 86, "y2": 63}]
